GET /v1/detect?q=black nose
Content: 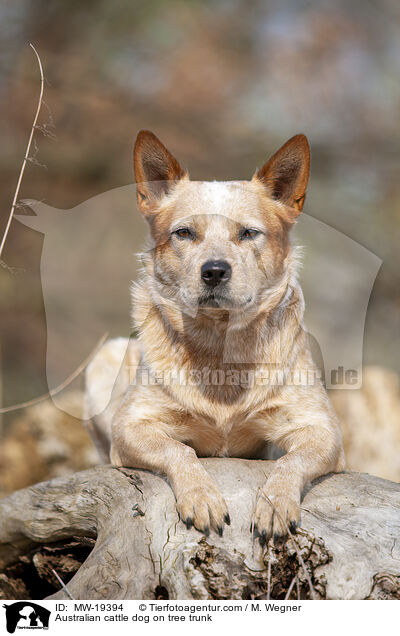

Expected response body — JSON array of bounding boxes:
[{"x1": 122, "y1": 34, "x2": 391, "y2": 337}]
[{"x1": 201, "y1": 260, "x2": 232, "y2": 288}]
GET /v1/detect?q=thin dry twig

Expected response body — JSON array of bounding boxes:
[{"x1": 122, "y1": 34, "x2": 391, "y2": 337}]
[
  {"x1": 35, "y1": 99, "x2": 56, "y2": 140},
  {"x1": 266, "y1": 556, "x2": 271, "y2": 600},
  {"x1": 284, "y1": 575, "x2": 297, "y2": 600},
  {"x1": 27, "y1": 136, "x2": 48, "y2": 170},
  {"x1": 51, "y1": 568, "x2": 75, "y2": 600},
  {"x1": 0, "y1": 44, "x2": 44, "y2": 264},
  {"x1": 0, "y1": 333, "x2": 108, "y2": 414}
]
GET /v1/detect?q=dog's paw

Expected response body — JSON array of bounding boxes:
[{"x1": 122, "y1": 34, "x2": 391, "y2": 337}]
[
  {"x1": 252, "y1": 482, "x2": 300, "y2": 545},
  {"x1": 176, "y1": 480, "x2": 230, "y2": 537}
]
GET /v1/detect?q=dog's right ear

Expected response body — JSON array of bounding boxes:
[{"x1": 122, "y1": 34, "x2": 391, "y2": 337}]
[{"x1": 134, "y1": 130, "x2": 187, "y2": 215}]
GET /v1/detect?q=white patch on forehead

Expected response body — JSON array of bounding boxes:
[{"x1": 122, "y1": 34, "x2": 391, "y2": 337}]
[
  {"x1": 196, "y1": 181, "x2": 266, "y2": 232},
  {"x1": 197, "y1": 181, "x2": 240, "y2": 213},
  {"x1": 168, "y1": 178, "x2": 266, "y2": 232}
]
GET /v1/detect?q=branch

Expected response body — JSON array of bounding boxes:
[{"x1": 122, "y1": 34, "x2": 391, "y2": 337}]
[
  {"x1": 0, "y1": 43, "x2": 45, "y2": 268},
  {"x1": 1, "y1": 463, "x2": 399, "y2": 600}
]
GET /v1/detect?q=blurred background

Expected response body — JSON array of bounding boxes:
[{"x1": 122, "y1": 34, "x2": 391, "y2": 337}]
[{"x1": 0, "y1": 0, "x2": 399, "y2": 495}]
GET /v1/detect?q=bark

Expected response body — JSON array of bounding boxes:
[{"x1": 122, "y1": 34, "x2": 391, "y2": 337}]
[{"x1": 0, "y1": 459, "x2": 399, "y2": 600}]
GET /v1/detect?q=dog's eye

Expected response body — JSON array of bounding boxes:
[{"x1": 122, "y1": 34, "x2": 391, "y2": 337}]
[
  {"x1": 239, "y1": 228, "x2": 260, "y2": 240},
  {"x1": 173, "y1": 228, "x2": 195, "y2": 240}
]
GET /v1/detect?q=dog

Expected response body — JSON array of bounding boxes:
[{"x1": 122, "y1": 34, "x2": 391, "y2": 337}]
[{"x1": 85, "y1": 130, "x2": 345, "y2": 543}]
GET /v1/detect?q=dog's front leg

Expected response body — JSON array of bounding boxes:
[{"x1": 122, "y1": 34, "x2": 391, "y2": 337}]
[
  {"x1": 253, "y1": 393, "x2": 345, "y2": 543},
  {"x1": 111, "y1": 404, "x2": 230, "y2": 536}
]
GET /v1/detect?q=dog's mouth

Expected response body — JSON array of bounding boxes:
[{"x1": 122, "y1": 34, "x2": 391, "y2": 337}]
[
  {"x1": 198, "y1": 292, "x2": 253, "y2": 309},
  {"x1": 198, "y1": 293, "x2": 225, "y2": 308}
]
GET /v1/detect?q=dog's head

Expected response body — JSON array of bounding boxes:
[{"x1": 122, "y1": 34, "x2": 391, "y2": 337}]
[{"x1": 134, "y1": 130, "x2": 310, "y2": 316}]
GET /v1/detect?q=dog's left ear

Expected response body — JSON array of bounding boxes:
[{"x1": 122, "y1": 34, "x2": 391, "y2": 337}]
[
  {"x1": 134, "y1": 130, "x2": 187, "y2": 215},
  {"x1": 254, "y1": 134, "x2": 310, "y2": 218}
]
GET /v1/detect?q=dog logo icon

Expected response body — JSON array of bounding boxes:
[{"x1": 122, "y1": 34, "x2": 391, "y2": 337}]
[{"x1": 3, "y1": 602, "x2": 50, "y2": 633}]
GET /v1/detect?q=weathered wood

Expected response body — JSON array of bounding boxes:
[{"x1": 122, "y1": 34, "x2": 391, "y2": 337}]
[{"x1": 0, "y1": 460, "x2": 399, "y2": 600}]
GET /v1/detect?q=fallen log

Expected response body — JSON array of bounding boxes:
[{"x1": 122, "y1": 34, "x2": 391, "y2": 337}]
[{"x1": 0, "y1": 459, "x2": 399, "y2": 600}]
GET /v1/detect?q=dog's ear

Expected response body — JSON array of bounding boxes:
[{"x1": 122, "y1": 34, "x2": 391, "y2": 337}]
[
  {"x1": 134, "y1": 130, "x2": 187, "y2": 215},
  {"x1": 254, "y1": 134, "x2": 310, "y2": 218}
]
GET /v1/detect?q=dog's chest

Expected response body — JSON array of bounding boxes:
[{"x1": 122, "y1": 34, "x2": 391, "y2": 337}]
[
  {"x1": 183, "y1": 405, "x2": 273, "y2": 458},
  {"x1": 166, "y1": 373, "x2": 283, "y2": 457}
]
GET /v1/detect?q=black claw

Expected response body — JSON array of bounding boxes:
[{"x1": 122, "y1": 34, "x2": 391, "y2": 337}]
[
  {"x1": 255, "y1": 529, "x2": 267, "y2": 547},
  {"x1": 204, "y1": 526, "x2": 210, "y2": 537},
  {"x1": 218, "y1": 526, "x2": 224, "y2": 537},
  {"x1": 224, "y1": 513, "x2": 231, "y2": 526},
  {"x1": 185, "y1": 517, "x2": 193, "y2": 530},
  {"x1": 261, "y1": 530, "x2": 268, "y2": 546},
  {"x1": 273, "y1": 532, "x2": 286, "y2": 546},
  {"x1": 289, "y1": 521, "x2": 298, "y2": 534}
]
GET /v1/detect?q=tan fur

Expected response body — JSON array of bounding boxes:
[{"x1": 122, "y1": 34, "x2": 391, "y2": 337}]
[
  {"x1": 86, "y1": 131, "x2": 345, "y2": 540},
  {"x1": 331, "y1": 366, "x2": 400, "y2": 482}
]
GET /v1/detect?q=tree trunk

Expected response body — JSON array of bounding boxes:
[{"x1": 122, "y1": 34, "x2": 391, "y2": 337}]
[{"x1": 0, "y1": 459, "x2": 399, "y2": 600}]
